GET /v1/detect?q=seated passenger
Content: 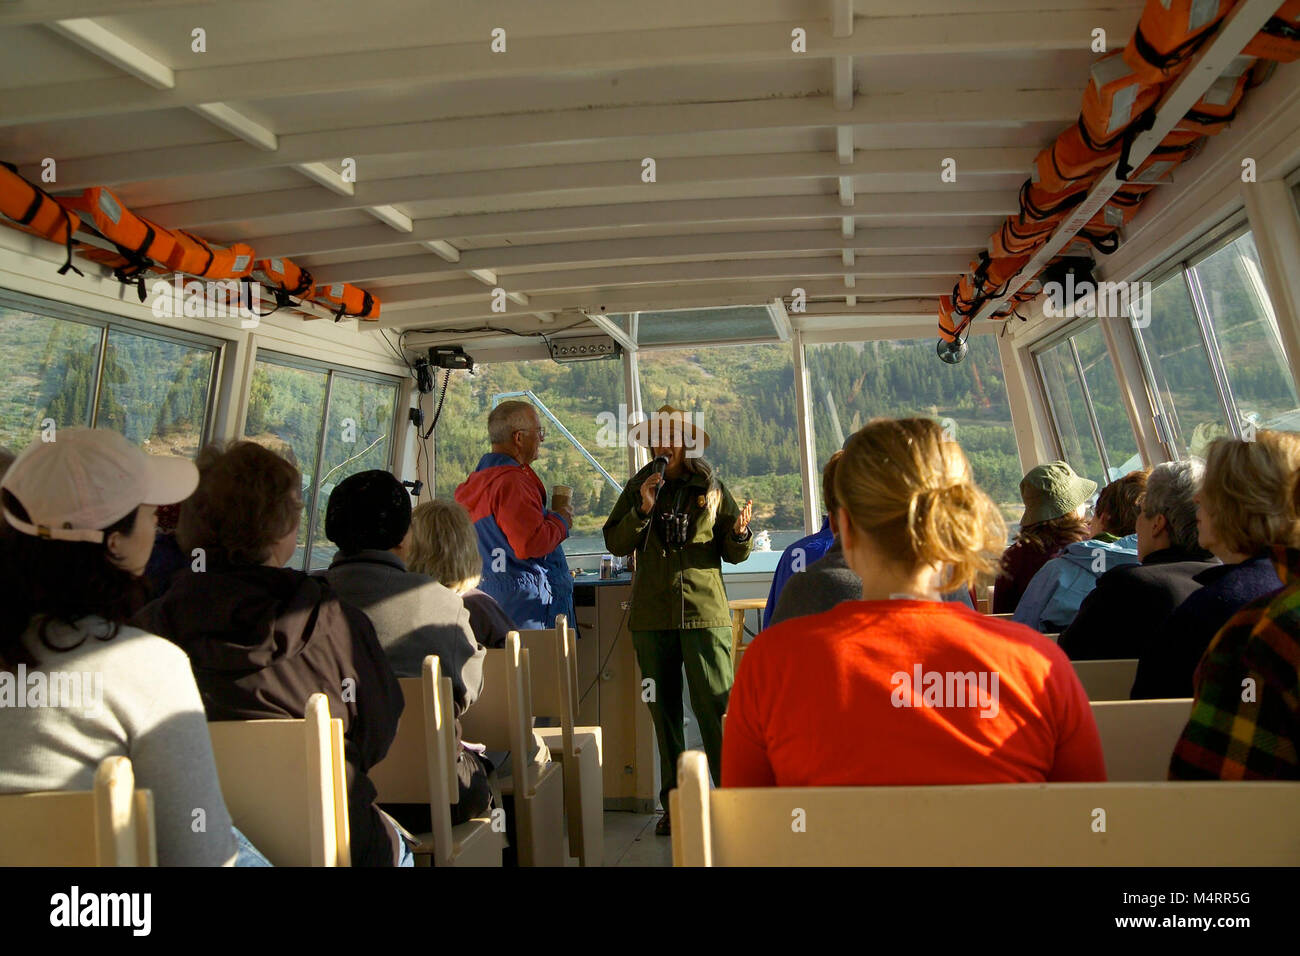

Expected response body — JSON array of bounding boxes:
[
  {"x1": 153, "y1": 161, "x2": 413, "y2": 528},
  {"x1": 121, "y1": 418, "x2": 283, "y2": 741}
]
[
  {"x1": 724, "y1": 418, "x2": 1105, "y2": 788},
  {"x1": 0, "y1": 429, "x2": 239, "y2": 866},
  {"x1": 762, "y1": 512, "x2": 834, "y2": 629},
  {"x1": 1131, "y1": 432, "x2": 1300, "y2": 700},
  {"x1": 408, "y1": 498, "x2": 516, "y2": 649},
  {"x1": 142, "y1": 502, "x2": 185, "y2": 597},
  {"x1": 1059, "y1": 461, "x2": 1216, "y2": 660},
  {"x1": 319, "y1": 473, "x2": 492, "y2": 826},
  {"x1": 132, "y1": 441, "x2": 408, "y2": 867},
  {"x1": 1012, "y1": 470, "x2": 1147, "y2": 633},
  {"x1": 992, "y1": 462, "x2": 1095, "y2": 613},
  {"x1": 319, "y1": 471, "x2": 485, "y2": 705},
  {"x1": 770, "y1": 451, "x2": 973, "y2": 626},
  {"x1": 1169, "y1": 538, "x2": 1300, "y2": 780}
]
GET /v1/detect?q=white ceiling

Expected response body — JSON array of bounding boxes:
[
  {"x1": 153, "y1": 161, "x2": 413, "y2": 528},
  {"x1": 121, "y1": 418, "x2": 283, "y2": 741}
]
[{"x1": 0, "y1": 0, "x2": 1150, "y2": 348}]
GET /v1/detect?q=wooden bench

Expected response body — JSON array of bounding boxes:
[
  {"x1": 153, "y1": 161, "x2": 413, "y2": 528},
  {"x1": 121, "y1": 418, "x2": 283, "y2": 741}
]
[
  {"x1": 0, "y1": 756, "x2": 155, "y2": 866},
  {"x1": 208, "y1": 692, "x2": 349, "y2": 866},
  {"x1": 1091, "y1": 698, "x2": 1192, "y2": 781},
  {"x1": 518, "y1": 615, "x2": 604, "y2": 866},
  {"x1": 1073, "y1": 658, "x2": 1140, "y2": 701},
  {"x1": 370, "y1": 656, "x2": 504, "y2": 866},
  {"x1": 671, "y1": 750, "x2": 1300, "y2": 866}
]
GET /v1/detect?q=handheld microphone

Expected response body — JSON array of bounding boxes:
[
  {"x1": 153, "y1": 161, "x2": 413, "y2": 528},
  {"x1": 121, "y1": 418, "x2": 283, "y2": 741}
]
[{"x1": 648, "y1": 454, "x2": 670, "y2": 509}]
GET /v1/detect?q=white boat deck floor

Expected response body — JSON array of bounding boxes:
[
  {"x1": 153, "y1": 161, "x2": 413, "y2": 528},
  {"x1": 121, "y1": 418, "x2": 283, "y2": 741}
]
[{"x1": 559, "y1": 810, "x2": 673, "y2": 867}]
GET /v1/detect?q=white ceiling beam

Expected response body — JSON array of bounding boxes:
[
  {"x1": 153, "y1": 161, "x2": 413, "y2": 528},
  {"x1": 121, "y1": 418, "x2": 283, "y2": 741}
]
[
  {"x1": 1, "y1": 0, "x2": 212, "y2": 26},
  {"x1": 345, "y1": 255, "x2": 968, "y2": 300},
  {"x1": 37, "y1": 91, "x2": 1074, "y2": 188},
  {"x1": 374, "y1": 278, "x2": 946, "y2": 326},
  {"x1": 585, "y1": 312, "x2": 639, "y2": 352},
  {"x1": 769, "y1": 298, "x2": 794, "y2": 342},
  {"x1": 6, "y1": 11, "x2": 1133, "y2": 128},
  {"x1": 189, "y1": 102, "x2": 278, "y2": 151},
  {"x1": 832, "y1": 0, "x2": 855, "y2": 38},
  {"x1": 294, "y1": 162, "x2": 355, "y2": 197},
  {"x1": 835, "y1": 127, "x2": 854, "y2": 165},
  {"x1": 422, "y1": 240, "x2": 462, "y2": 263},
  {"x1": 833, "y1": 57, "x2": 854, "y2": 112},
  {"x1": 46, "y1": 18, "x2": 174, "y2": 89},
  {"x1": 838, "y1": 177, "x2": 855, "y2": 207},
  {"x1": 248, "y1": 191, "x2": 1013, "y2": 258},
  {"x1": 128, "y1": 148, "x2": 1033, "y2": 227},
  {"x1": 311, "y1": 226, "x2": 991, "y2": 285},
  {"x1": 364, "y1": 204, "x2": 414, "y2": 233}
]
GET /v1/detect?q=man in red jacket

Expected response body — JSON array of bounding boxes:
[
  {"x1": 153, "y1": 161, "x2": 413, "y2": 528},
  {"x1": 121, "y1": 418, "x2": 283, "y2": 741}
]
[{"x1": 455, "y1": 401, "x2": 575, "y2": 629}]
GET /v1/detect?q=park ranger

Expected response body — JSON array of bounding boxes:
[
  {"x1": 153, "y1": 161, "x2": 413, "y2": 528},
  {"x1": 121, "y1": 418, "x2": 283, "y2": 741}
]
[{"x1": 603, "y1": 405, "x2": 752, "y2": 836}]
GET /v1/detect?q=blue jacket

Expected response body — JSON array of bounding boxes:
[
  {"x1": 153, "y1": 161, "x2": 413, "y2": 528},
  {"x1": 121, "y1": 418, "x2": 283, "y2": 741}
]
[
  {"x1": 454, "y1": 452, "x2": 571, "y2": 630},
  {"x1": 1013, "y1": 534, "x2": 1140, "y2": 633},
  {"x1": 762, "y1": 517, "x2": 835, "y2": 629}
]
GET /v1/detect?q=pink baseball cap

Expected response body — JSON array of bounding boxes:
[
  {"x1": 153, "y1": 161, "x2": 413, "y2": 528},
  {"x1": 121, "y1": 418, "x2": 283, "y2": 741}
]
[{"x1": 1, "y1": 428, "x2": 198, "y2": 544}]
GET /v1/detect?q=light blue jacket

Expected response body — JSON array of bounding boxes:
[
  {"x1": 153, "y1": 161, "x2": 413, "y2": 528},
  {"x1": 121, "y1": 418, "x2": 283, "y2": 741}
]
[{"x1": 1012, "y1": 534, "x2": 1140, "y2": 633}]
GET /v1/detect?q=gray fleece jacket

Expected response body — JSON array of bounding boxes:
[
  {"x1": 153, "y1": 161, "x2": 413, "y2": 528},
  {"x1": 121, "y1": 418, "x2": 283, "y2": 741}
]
[{"x1": 320, "y1": 550, "x2": 485, "y2": 714}]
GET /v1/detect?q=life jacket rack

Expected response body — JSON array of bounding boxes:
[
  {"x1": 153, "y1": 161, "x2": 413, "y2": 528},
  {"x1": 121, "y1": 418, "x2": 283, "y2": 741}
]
[
  {"x1": 0, "y1": 169, "x2": 382, "y2": 323},
  {"x1": 939, "y1": 0, "x2": 1291, "y2": 342}
]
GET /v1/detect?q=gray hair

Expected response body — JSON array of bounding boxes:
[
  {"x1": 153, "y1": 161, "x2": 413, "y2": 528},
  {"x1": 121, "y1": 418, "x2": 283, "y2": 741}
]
[
  {"x1": 488, "y1": 400, "x2": 538, "y2": 445},
  {"x1": 1142, "y1": 459, "x2": 1204, "y2": 551}
]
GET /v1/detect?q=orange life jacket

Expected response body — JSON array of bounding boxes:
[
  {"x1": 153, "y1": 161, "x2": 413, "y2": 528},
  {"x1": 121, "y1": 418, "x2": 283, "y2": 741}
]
[
  {"x1": 1080, "y1": 51, "x2": 1166, "y2": 149},
  {"x1": 1244, "y1": 0, "x2": 1300, "y2": 61},
  {"x1": 163, "y1": 229, "x2": 256, "y2": 280},
  {"x1": 255, "y1": 257, "x2": 314, "y2": 300},
  {"x1": 0, "y1": 162, "x2": 83, "y2": 275},
  {"x1": 58, "y1": 187, "x2": 177, "y2": 297},
  {"x1": 1034, "y1": 122, "x2": 1120, "y2": 195},
  {"x1": 1175, "y1": 58, "x2": 1252, "y2": 135},
  {"x1": 1127, "y1": 129, "x2": 1204, "y2": 182},
  {"x1": 314, "y1": 281, "x2": 381, "y2": 321},
  {"x1": 1123, "y1": 0, "x2": 1236, "y2": 83}
]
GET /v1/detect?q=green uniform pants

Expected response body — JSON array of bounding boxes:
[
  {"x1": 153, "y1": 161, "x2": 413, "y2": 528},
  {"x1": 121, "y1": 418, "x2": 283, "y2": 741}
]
[{"x1": 631, "y1": 626, "x2": 733, "y2": 810}]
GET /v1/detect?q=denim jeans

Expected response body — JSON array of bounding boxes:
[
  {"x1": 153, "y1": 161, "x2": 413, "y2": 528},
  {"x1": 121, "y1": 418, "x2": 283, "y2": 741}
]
[
  {"x1": 233, "y1": 826, "x2": 272, "y2": 867},
  {"x1": 395, "y1": 821, "x2": 414, "y2": 867}
]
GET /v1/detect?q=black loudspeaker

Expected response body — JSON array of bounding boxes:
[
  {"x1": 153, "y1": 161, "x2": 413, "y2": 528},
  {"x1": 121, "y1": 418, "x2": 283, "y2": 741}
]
[{"x1": 1038, "y1": 257, "x2": 1097, "y2": 303}]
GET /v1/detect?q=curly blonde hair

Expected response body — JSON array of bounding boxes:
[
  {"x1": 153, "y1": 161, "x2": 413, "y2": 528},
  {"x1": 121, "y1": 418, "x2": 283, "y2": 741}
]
[
  {"x1": 833, "y1": 417, "x2": 1006, "y2": 590},
  {"x1": 1200, "y1": 430, "x2": 1300, "y2": 555},
  {"x1": 407, "y1": 499, "x2": 483, "y2": 592}
]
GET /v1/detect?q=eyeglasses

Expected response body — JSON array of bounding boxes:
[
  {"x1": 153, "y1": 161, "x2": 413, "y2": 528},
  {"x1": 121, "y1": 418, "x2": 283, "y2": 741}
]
[{"x1": 516, "y1": 427, "x2": 546, "y2": 441}]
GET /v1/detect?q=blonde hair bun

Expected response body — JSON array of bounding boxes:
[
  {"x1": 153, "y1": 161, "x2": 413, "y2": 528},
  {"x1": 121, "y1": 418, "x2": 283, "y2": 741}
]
[{"x1": 834, "y1": 418, "x2": 1006, "y2": 590}]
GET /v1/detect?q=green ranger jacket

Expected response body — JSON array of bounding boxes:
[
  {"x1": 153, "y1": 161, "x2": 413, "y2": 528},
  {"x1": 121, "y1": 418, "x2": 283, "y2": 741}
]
[{"x1": 602, "y1": 461, "x2": 753, "y2": 631}]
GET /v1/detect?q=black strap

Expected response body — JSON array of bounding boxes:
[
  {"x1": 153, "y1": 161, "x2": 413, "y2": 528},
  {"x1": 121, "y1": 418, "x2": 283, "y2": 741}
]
[
  {"x1": 181, "y1": 230, "x2": 215, "y2": 277},
  {"x1": 57, "y1": 210, "x2": 83, "y2": 277},
  {"x1": 1180, "y1": 105, "x2": 1238, "y2": 128},
  {"x1": 1019, "y1": 177, "x2": 1087, "y2": 221},
  {"x1": 1260, "y1": 14, "x2": 1300, "y2": 41},
  {"x1": 1129, "y1": 22, "x2": 1214, "y2": 76},
  {"x1": 1116, "y1": 107, "x2": 1158, "y2": 181}
]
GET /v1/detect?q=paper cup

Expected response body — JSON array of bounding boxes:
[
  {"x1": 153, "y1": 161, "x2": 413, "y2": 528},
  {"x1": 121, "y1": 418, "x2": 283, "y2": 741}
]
[{"x1": 552, "y1": 484, "x2": 572, "y2": 510}]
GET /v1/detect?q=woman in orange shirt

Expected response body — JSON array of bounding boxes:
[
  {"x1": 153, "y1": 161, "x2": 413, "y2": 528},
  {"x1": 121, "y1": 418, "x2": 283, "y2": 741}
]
[{"x1": 724, "y1": 418, "x2": 1106, "y2": 788}]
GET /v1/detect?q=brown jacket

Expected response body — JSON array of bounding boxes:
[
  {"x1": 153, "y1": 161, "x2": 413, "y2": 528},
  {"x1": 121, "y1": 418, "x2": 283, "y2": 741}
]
[{"x1": 134, "y1": 563, "x2": 404, "y2": 867}]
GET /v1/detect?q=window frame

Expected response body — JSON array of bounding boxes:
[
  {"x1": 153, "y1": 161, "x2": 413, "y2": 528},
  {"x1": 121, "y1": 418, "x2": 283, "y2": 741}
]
[
  {"x1": 1128, "y1": 216, "x2": 1286, "y2": 453},
  {"x1": 0, "y1": 287, "x2": 226, "y2": 448},
  {"x1": 1031, "y1": 318, "x2": 1114, "y2": 483},
  {"x1": 250, "y1": 348, "x2": 405, "y2": 571}
]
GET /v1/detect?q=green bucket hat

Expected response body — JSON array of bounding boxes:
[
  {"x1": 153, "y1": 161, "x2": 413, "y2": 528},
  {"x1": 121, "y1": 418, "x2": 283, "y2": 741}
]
[{"x1": 1019, "y1": 461, "x2": 1097, "y2": 527}]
